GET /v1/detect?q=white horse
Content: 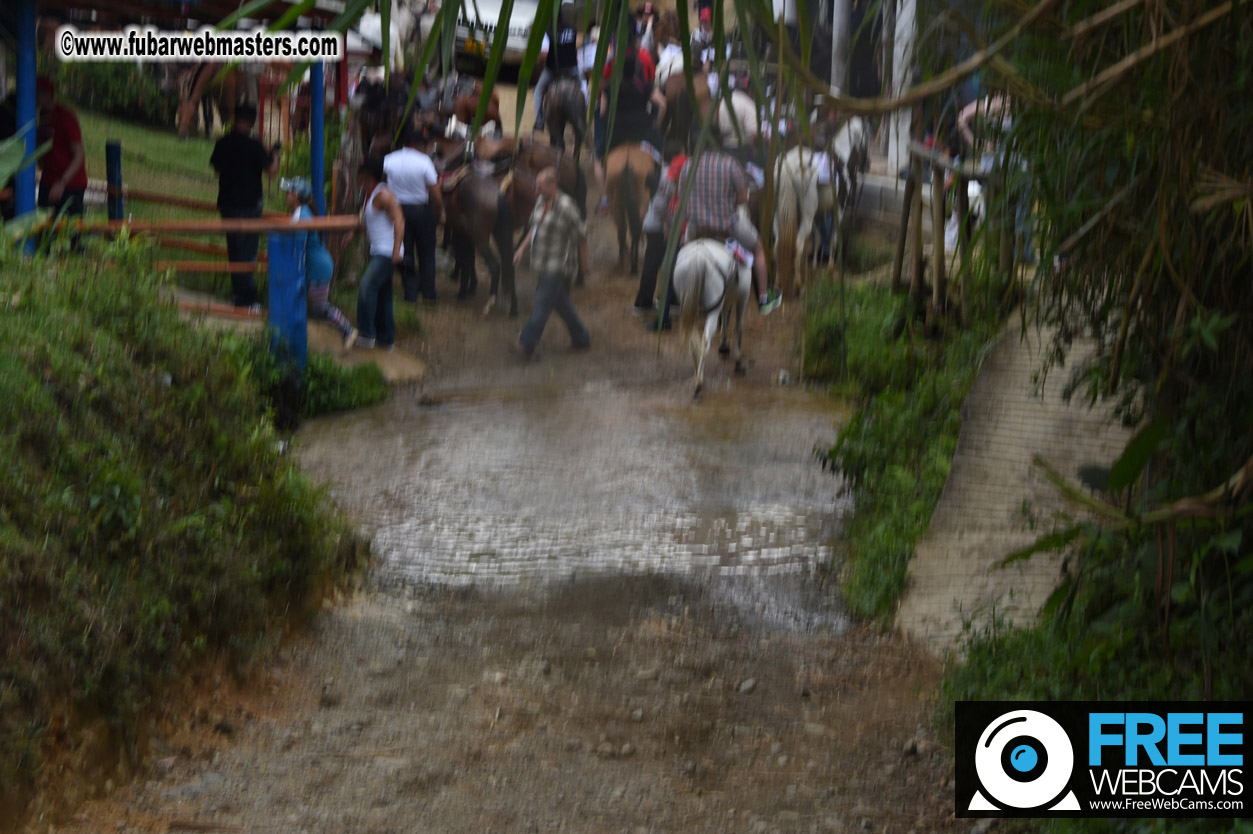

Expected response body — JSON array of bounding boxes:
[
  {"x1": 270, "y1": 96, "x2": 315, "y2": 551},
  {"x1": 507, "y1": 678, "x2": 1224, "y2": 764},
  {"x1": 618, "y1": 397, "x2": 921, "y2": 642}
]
[
  {"x1": 774, "y1": 146, "x2": 823, "y2": 294},
  {"x1": 830, "y1": 115, "x2": 870, "y2": 214},
  {"x1": 673, "y1": 238, "x2": 753, "y2": 398}
]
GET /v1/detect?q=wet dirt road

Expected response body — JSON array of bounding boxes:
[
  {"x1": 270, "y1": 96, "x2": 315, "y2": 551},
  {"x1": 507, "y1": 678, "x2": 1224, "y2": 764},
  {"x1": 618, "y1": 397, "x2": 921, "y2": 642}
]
[{"x1": 53, "y1": 162, "x2": 962, "y2": 834}]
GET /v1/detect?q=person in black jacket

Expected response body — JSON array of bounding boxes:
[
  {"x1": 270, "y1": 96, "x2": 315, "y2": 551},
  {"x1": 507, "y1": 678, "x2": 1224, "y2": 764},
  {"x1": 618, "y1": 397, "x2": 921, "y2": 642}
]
[
  {"x1": 210, "y1": 103, "x2": 280, "y2": 309},
  {"x1": 533, "y1": 6, "x2": 582, "y2": 133}
]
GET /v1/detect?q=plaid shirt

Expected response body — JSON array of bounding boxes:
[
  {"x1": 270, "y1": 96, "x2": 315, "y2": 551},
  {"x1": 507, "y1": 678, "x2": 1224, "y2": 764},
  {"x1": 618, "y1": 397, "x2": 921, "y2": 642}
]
[
  {"x1": 681, "y1": 152, "x2": 749, "y2": 238},
  {"x1": 528, "y1": 192, "x2": 586, "y2": 279}
]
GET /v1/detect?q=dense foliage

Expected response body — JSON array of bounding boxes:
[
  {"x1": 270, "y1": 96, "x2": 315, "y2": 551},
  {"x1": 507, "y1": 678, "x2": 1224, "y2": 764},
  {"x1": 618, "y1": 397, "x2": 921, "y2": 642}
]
[
  {"x1": 44, "y1": 62, "x2": 179, "y2": 130},
  {"x1": 0, "y1": 237, "x2": 367, "y2": 814},
  {"x1": 806, "y1": 281, "x2": 1002, "y2": 619},
  {"x1": 942, "y1": 0, "x2": 1253, "y2": 705}
]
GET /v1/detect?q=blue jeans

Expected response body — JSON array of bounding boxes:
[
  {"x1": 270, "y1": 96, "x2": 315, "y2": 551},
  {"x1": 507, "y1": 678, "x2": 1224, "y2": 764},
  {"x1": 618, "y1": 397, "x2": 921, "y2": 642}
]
[
  {"x1": 519, "y1": 271, "x2": 590, "y2": 355},
  {"x1": 357, "y1": 255, "x2": 396, "y2": 345},
  {"x1": 400, "y1": 203, "x2": 437, "y2": 302},
  {"x1": 220, "y1": 201, "x2": 264, "y2": 307}
]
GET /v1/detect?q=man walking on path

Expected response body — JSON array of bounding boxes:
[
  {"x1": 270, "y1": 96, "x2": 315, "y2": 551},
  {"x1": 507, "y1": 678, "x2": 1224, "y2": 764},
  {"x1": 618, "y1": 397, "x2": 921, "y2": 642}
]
[
  {"x1": 512, "y1": 166, "x2": 591, "y2": 359},
  {"x1": 353, "y1": 155, "x2": 405, "y2": 350},
  {"x1": 678, "y1": 142, "x2": 781, "y2": 315},
  {"x1": 35, "y1": 77, "x2": 87, "y2": 220},
  {"x1": 210, "y1": 103, "x2": 280, "y2": 309},
  {"x1": 384, "y1": 126, "x2": 443, "y2": 305}
]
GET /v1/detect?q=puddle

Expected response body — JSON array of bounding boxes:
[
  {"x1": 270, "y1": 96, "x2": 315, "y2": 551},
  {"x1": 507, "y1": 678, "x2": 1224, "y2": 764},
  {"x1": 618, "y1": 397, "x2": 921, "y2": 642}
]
[{"x1": 295, "y1": 381, "x2": 850, "y2": 632}]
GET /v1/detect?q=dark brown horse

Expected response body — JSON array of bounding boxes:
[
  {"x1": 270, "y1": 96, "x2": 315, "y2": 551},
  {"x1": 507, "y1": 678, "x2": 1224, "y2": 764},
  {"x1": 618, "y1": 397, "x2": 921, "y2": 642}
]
[
  {"x1": 543, "y1": 79, "x2": 587, "y2": 154},
  {"x1": 426, "y1": 136, "x2": 516, "y2": 315}
]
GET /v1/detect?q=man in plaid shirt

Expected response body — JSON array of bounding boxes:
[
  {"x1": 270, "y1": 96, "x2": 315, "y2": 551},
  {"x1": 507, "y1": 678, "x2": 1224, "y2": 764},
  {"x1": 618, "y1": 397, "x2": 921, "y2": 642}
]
[
  {"x1": 679, "y1": 146, "x2": 781, "y2": 315},
  {"x1": 512, "y1": 167, "x2": 592, "y2": 359}
]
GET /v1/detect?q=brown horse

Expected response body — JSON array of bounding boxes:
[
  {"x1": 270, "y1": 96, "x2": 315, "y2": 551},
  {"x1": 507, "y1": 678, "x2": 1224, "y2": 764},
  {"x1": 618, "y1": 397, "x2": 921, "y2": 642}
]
[
  {"x1": 441, "y1": 165, "x2": 517, "y2": 316},
  {"x1": 661, "y1": 69, "x2": 712, "y2": 150},
  {"x1": 436, "y1": 77, "x2": 502, "y2": 135},
  {"x1": 543, "y1": 79, "x2": 587, "y2": 154},
  {"x1": 605, "y1": 145, "x2": 657, "y2": 273},
  {"x1": 515, "y1": 136, "x2": 587, "y2": 218},
  {"x1": 177, "y1": 64, "x2": 244, "y2": 137}
]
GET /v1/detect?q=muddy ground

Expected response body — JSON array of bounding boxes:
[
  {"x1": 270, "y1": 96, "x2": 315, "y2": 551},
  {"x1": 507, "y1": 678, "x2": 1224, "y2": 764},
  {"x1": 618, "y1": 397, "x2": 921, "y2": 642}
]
[{"x1": 46, "y1": 159, "x2": 970, "y2": 834}]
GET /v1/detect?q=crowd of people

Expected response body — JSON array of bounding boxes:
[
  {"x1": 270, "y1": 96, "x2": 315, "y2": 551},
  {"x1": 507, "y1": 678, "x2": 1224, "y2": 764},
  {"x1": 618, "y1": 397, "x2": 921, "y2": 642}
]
[{"x1": 10, "y1": 0, "x2": 1030, "y2": 368}]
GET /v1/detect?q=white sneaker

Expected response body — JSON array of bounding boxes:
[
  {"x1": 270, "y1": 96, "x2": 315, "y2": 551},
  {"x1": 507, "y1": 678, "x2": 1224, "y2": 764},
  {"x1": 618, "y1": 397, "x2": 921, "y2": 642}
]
[
  {"x1": 355, "y1": 336, "x2": 376, "y2": 350},
  {"x1": 343, "y1": 327, "x2": 359, "y2": 351}
]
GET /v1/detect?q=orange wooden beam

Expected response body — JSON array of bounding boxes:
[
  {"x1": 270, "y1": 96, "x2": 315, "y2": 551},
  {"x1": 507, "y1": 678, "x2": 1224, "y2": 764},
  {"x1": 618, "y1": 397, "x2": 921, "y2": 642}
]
[
  {"x1": 67, "y1": 216, "x2": 359, "y2": 235},
  {"x1": 156, "y1": 260, "x2": 266, "y2": 273}
]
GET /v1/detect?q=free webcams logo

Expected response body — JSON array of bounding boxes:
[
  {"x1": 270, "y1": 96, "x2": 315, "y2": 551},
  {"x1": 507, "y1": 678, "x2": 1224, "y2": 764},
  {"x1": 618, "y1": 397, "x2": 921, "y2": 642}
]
[
  {"x1": 968, "y1": 709, "x2": 1081, "y2": 812},
  {"x1": 956, "y1": 702, "x2": 1249, "y2": 819}
]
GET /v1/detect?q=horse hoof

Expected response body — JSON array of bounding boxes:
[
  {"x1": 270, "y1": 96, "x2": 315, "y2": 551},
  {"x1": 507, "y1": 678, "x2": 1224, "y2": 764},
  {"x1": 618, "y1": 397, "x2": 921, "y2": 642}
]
[
  {"x1": 718, "y1": 343, "x2": 731, "y2": 356},
  {"x1": 734, "y1": 362, "x2": 747, "y2": 376},
  {"x1": 693, "y1": 384, "x2": 703, "y2": 400}
]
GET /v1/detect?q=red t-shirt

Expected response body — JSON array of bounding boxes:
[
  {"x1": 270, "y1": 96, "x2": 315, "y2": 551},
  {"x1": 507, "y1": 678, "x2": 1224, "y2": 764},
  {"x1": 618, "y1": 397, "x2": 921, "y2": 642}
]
[
  {"x1": 602, "y1": 47, "x2": 656, "y2": 85},
  {"x1": 38, "y1": 105, "x2": 87, "y2": 191}
]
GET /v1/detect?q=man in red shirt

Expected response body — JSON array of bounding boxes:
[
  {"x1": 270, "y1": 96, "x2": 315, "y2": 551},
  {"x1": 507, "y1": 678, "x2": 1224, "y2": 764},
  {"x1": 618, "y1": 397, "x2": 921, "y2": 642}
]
[{"x1": 35, "y1": 77, "x2": 87, "y2": 217}]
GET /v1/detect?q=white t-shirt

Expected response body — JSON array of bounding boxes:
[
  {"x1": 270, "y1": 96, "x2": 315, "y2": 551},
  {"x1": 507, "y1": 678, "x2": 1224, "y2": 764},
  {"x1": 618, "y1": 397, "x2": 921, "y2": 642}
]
[{"x1": 383, "y1": 147, "x2": 438, "y2": 206}]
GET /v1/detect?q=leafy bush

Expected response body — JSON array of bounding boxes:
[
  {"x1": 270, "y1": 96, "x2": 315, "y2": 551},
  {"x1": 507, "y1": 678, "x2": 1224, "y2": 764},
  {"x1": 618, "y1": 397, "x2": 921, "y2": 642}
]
[
  {"x1": 44, "y1": 62, "x2": 179, "y2": 130},
  {"x1": 220, "y1": 332, "x2": 389, "y2": 419},
  {"x1": 0, "y1": 237, "x2": 362, "y2": 814},
  {"x1": 806, "y1": 282, "x2": 999, "y2": 619}
]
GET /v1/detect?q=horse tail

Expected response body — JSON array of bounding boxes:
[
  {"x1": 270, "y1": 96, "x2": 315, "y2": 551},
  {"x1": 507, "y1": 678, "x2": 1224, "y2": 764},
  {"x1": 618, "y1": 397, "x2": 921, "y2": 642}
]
[
  {"x1": 617, "y1": 157, "x2": 640, "y2": 234},
  {"x1": 678, "y1": 249, "x2": 705, "y2": 341},
  {"x1": 775, "y1": 164, "x2": 799, "y2": 295}
]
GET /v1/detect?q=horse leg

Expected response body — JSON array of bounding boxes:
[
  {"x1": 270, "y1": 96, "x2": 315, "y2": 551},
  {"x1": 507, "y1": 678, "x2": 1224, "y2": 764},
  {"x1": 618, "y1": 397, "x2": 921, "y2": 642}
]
[
  {"x1": 494, "y1": 199, "x2": 517, "y2": 316},
  {"x1": 734, "y1": 293, "x2": 747, "y2": 375},
  {"x1": 694, "y1": 312, "x2": 718, "y2": 399}
]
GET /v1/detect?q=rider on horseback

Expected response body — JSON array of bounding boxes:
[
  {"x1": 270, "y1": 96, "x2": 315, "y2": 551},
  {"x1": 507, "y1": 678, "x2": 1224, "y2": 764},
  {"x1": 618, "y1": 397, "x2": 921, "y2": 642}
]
[
  {"x1": 534, "y1": 5, "x2": 583, "y2": 133},
  {"x1": 675, "y1": 134, "x2": 781, "y2": 315},
  {"x1": 592, "y1": 41, "x2": 667, "y2": 212}
]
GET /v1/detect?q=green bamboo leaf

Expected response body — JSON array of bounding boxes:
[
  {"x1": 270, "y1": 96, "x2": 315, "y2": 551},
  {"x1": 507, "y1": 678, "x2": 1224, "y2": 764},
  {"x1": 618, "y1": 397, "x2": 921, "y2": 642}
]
[
  {"x1": 795, "y1": 0, "x2": 812, "y2": 69},
  {"x1": 584, "y1": 0, "x2": 618, "y2": 137},
  {"x1": 397, "y1": 0, "x2": 451, "y2": 135},
  {"x1": 602, "y1": 0, "x2": 632, "y2": 168},
  {"x1": 512, "y1": 0, "x2": 556, "y2": 139},
  {"x1": 328, "y1": 0, "x2": 376, "y2": 34},
  {"x1": 264, "y1": 0, "x2": 319, "y2": 34},
  {"x1": 215, "y1": 0, "x2": 282, "y2": 31},
  {"x1": 1107, "y1": 417, "x2": 1168, "y2": 493},
  {"x1": 998, "y1": 525, "x2": 1085, "y2": 567},
  {"x1": 472, "y1": 0, "x2": 516, "y2": 136},
  {"x1": 1213, "y1": 529, "x2": 1242, "y2": 554}
]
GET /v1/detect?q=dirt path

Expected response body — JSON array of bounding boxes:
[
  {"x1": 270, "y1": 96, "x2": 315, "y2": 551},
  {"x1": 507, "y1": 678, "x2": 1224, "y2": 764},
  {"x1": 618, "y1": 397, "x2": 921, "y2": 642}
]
[{"x1": 51, "y1": 173, "x2": 967, "y2": 834}]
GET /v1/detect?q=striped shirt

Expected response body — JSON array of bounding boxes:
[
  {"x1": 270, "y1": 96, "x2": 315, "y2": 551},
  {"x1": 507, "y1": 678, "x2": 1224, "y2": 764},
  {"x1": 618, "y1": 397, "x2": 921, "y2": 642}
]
[
  {"x1": 528, "y1": 192, "x2": 586, "y2": 279},
  {"x1": 681, "y1": 152, "x2": 749, "y2": 238}
]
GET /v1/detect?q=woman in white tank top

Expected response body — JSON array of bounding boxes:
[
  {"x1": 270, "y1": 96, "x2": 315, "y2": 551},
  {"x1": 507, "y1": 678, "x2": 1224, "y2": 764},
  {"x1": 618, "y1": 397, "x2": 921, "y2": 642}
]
[{"x1": 350, "y1": 156, "x2": 405, "y2": 350}]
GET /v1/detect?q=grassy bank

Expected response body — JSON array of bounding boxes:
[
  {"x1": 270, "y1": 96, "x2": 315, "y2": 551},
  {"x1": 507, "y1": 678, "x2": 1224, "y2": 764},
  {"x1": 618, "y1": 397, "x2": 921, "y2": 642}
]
[
  {"x1": 805, "y1": 281, "x2": 1001, "y2": 621},
  {"x1": 0, "y1": 238, "x2": 374, "y2": 820}
]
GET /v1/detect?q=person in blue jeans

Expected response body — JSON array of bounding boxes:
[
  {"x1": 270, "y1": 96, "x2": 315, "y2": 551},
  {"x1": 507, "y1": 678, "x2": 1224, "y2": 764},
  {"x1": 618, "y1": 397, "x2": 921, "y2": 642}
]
[
  {"x1": 282, "y1": 176, "x2": 359, "y2": 350},
  {"x1": 512, "y1": 167, "x2": 591, "y2": 359},
  {"x1": 350, "y1": 156, "x2": 405, "y2": 350}
]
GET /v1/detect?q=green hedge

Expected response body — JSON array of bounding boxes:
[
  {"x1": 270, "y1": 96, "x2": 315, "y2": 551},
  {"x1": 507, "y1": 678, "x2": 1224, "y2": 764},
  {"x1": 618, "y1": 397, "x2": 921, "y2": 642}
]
[
  {"x1": 0, "y1": 237, "x2": 365, "y2": 812},
  {"x1": 805, "y1": 282, "x2": 1000, "y2": 620}
]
